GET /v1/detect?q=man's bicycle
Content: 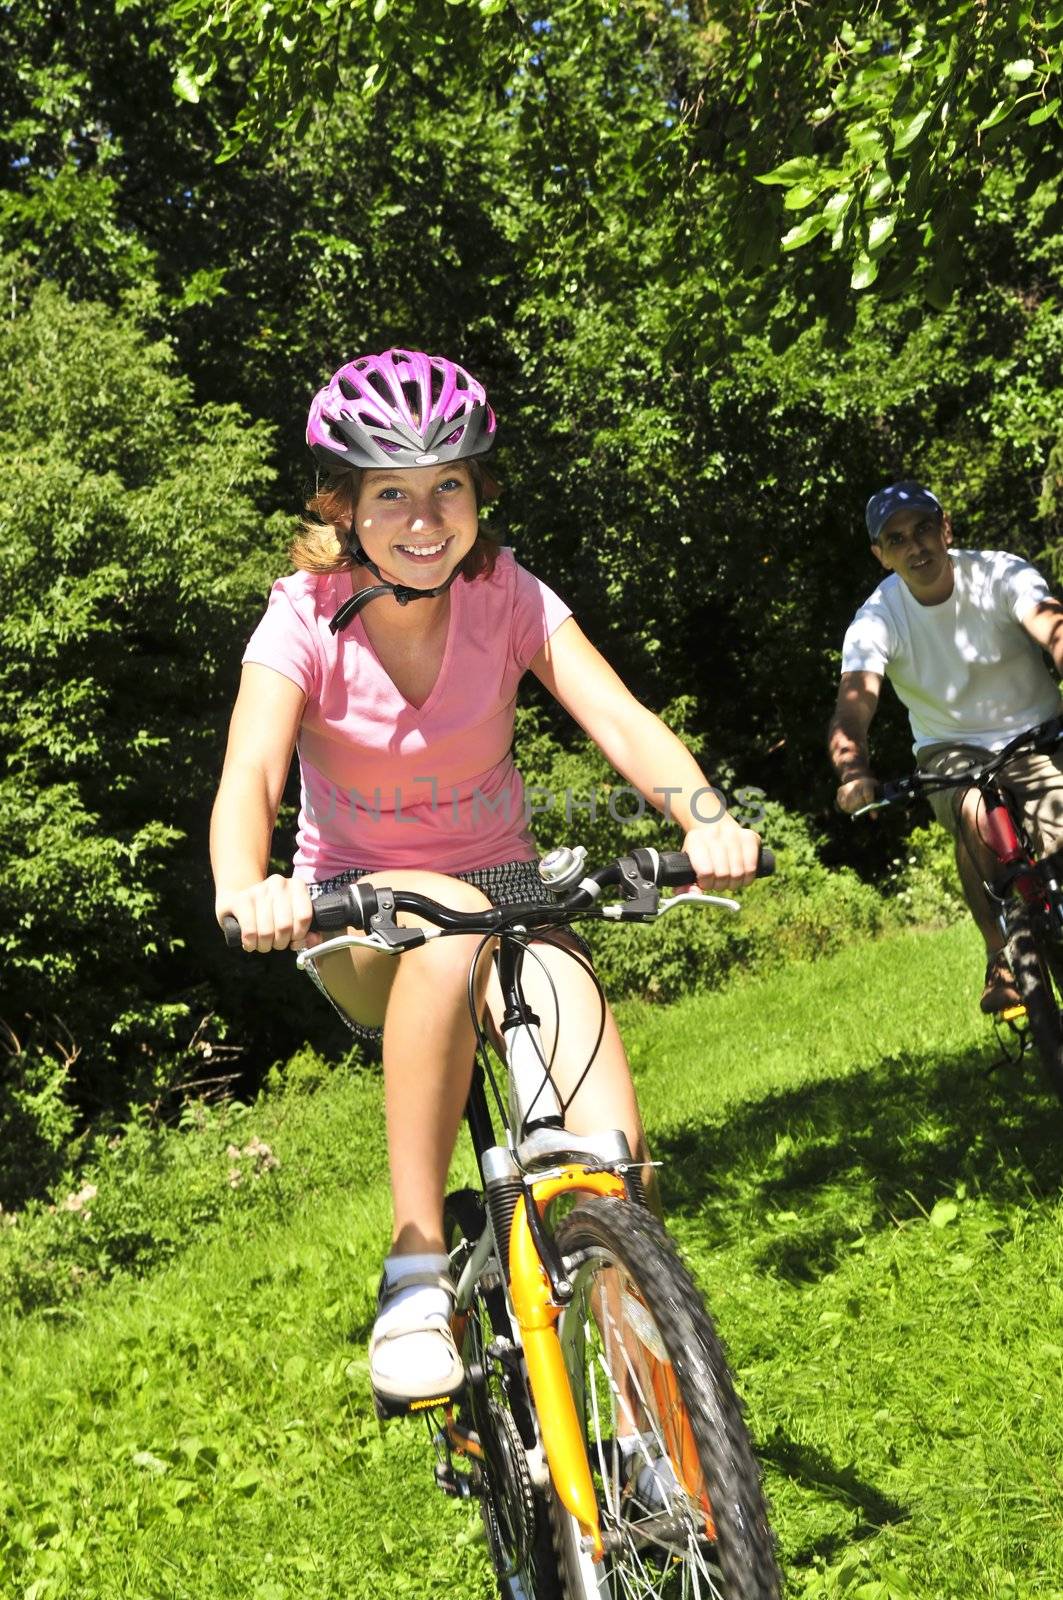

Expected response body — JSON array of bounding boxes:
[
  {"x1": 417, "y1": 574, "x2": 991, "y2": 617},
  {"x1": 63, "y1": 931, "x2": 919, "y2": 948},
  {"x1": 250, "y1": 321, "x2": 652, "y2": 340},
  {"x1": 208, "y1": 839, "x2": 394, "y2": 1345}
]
[
  {"x1": 851, "y1": 716, "x2": 1063, "y2": 1104},
  {"x1": 229, "y1": 843, "x2": 781, "y2": 1598}
]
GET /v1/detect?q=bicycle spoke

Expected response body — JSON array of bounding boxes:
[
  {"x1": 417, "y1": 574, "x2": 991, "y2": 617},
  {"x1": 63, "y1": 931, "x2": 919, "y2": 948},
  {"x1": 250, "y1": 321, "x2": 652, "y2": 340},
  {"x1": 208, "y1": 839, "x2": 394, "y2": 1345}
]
[{"x1": 576, "y1": 1274, "x2": 736, "y2": 1595}]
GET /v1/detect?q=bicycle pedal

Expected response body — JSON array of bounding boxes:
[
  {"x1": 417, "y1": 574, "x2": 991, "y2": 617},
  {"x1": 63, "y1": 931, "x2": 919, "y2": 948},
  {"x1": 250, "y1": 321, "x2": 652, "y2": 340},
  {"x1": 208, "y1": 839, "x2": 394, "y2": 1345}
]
[
  {"x1": 434, "y1": 1461, "x2": 479, "y2": 1500},
  {"x1": 372, "y1": 1377, "x2": 465, "y2": 1422}
]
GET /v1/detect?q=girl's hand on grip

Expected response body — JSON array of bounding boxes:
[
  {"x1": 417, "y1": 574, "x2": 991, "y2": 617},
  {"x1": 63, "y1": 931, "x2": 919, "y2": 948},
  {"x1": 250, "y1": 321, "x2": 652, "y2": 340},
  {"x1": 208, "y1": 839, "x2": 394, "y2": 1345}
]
[
  {"x1": 215, "y1": 873, "x2": 316, "y2": 953},
  {"x1": 683, "y1": 815, "x2": 761, "y2": 891}
]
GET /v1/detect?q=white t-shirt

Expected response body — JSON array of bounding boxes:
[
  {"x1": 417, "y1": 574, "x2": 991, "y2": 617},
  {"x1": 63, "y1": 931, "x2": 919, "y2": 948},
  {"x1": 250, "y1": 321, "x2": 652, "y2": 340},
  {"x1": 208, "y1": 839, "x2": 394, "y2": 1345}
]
[{"x1": 841, "y1": 549, "x2": 1061, "y2": 753}]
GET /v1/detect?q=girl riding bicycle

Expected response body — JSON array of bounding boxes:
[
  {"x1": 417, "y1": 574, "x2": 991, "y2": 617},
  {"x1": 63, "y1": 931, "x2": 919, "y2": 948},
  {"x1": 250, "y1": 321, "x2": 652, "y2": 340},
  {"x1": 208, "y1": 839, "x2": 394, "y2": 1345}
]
[{"x1": 210, "y1": 348, "x2": 761, "y2": 1412}]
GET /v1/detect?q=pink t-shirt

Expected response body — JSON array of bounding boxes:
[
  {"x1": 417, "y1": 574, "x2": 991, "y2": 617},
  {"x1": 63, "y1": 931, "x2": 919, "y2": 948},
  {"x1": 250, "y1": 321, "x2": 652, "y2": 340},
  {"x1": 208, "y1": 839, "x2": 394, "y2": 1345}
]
[{"x1": 241, "y1": 548, "x2": 572, "y2": 879}]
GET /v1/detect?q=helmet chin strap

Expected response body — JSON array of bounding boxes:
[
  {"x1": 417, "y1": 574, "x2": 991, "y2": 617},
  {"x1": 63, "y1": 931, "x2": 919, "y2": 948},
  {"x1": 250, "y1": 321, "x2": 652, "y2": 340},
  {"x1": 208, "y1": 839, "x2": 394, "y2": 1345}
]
[{"x1": 328, "y1": 543, "x2": 461, "y2": 636}]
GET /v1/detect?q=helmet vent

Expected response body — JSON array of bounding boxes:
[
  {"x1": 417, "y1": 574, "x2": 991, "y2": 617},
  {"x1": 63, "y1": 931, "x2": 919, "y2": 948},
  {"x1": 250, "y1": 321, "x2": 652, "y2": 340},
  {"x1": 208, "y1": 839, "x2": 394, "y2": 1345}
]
[
  {"x1": 400, "y1": 379, "x2": 424, "y2": 426},
  {"x1": 365, "y1": 369, "x2": 393, "y2": 403}
]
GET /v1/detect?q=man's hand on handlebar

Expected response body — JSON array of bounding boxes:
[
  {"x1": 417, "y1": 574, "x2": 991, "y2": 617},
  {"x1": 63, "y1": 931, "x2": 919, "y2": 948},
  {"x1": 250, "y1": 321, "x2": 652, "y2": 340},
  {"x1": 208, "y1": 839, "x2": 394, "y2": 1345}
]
[
  {"x1": 835, "y1": 773, "x2": 879, "y2": 816},
  {"x1": 215, "y1": 873, "x2": 318, "y2": 954}
]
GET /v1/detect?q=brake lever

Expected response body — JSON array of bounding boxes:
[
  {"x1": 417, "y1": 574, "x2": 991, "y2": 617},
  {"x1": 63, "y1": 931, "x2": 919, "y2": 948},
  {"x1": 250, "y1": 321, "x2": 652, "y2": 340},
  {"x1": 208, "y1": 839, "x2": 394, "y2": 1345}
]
[
  {"x1": 656, "y1": 891, "x2": 740, "y2": 915},
  {"x1": 295, "y1": 930, "x2": 418, "y2": 969}
]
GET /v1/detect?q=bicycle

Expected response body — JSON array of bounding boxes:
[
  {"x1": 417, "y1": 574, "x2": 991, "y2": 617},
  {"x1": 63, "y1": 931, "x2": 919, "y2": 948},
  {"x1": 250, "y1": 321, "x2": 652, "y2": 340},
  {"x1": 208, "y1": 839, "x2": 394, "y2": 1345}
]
[
  {"x1": 849, "y1": 715, "x2": 1063, "y2": 1103},
  {"x1": 226, "y1": 842, "x2": 781, "y2": 1599}
]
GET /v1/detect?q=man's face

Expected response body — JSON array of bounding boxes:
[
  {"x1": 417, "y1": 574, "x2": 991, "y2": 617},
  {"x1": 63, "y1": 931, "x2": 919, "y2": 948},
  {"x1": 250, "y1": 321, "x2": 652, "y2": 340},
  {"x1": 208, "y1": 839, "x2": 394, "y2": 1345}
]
[{"x1": 872, "y1": 506, "x2": 953, "y2": 598}]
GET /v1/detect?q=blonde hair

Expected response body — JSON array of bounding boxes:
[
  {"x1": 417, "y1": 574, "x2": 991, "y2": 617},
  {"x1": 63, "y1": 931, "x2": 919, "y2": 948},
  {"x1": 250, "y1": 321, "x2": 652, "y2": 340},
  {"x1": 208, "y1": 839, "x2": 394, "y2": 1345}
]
[{"x1": 291, "y1": 460, "x2": 500, "y2": 579}]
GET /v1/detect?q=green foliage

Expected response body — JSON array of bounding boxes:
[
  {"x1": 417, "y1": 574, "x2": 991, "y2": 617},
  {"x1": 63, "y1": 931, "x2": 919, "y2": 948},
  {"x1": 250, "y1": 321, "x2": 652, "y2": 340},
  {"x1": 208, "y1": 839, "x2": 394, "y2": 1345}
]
[
  {"x1": 0, "y1": 1044, "x2": 370, "y2": 1315},
  {"x1": 168, "y1": 0, "x2": 1063, "y2": 332},
  {"x1": 0, "y1": 268, "x2": 334, "y2": 1153},
  {"x1": 514, "y1": 709, "x2": 887, "y2": 1001},
  {"x1": 886, "y1": 821, "x2": 968, "y2": 927},
  {"x1": 731, "y1": 4, "x2": 1063, "y2": 324},
  {"x1": 0, "y1": 1019, "x2": 78, "y2": 1207}
]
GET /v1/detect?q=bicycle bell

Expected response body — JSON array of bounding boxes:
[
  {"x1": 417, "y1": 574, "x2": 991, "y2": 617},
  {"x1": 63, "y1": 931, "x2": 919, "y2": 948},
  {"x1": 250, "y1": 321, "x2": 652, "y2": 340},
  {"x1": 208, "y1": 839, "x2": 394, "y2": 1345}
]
[{"x1": 538, "y1": 844, "x2": 589, "y2": 892}]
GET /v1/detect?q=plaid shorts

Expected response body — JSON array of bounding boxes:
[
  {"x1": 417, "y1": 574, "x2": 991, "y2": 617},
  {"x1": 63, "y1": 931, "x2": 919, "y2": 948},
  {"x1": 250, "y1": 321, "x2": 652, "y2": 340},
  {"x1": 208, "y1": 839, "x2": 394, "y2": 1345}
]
[{"x1": 305, "y1": 858, "x2": 591, "y2": 1042}]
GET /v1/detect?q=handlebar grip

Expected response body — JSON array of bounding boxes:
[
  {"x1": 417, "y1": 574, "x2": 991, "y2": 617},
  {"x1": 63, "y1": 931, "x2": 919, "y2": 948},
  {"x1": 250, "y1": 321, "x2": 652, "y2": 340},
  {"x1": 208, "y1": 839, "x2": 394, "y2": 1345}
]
[
  {"x1": 221, "y1": 884, "x2": 368, "y2": 952},
  {"x1": 656, "y1": 851, "x2": 698, "y2": 887},
  {"x1": 1033, "y1": 713, "x2": 1063, "y2": 753},
  {"x1": 656, "y1": 846, "x2": 775, "y2": 885},
  {"x1": 311, "y1": 886, "x2": 367, "y2": 933}
]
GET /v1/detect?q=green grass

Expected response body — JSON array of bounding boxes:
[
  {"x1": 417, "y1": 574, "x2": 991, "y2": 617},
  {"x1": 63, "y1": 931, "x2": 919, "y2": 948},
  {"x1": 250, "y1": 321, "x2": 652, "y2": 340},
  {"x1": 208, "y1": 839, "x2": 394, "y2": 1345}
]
[{"x1": 3, "y1": 922, "x2": 1063, "y2": 1597}]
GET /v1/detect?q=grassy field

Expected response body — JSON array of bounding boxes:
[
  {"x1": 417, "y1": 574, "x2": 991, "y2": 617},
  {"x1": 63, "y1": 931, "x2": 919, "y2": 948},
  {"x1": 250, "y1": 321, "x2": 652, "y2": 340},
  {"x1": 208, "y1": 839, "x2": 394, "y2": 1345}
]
[{"x1": 3, "y1": 920, "x2": 1063, "y2": 1598}]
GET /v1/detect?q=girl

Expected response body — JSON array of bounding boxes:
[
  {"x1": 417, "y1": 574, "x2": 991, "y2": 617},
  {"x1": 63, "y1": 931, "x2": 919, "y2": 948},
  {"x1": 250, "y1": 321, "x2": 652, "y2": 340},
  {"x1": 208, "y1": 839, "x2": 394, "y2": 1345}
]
[{"x1": 211, "y1": 348, "x2": 761, "y2": 1411}]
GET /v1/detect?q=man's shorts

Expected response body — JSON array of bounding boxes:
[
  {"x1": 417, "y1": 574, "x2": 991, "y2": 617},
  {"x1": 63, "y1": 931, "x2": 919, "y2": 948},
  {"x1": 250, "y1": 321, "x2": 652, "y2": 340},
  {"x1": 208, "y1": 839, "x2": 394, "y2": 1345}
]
[{"x1": 918, "y1": 742, "x2": 1063, "y2": 857}]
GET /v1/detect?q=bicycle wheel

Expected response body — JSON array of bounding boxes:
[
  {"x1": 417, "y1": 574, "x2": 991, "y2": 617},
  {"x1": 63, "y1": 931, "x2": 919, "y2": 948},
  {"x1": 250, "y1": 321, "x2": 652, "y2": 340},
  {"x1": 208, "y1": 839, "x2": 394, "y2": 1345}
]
[
  {"x1": 1005, "y1": 902, "x2": 1063, "y2": 1103},
  {"x1": 553, "y1": 1197, "x2": 781, "y2": 1600},
  {"x1": 444, "y1": 1190, "x2": 565, "y2": 1600}
]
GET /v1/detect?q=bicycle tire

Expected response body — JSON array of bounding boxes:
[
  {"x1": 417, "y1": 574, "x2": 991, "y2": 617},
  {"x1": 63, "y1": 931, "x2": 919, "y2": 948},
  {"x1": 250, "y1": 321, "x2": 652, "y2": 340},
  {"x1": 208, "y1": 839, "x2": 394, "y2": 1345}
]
[
  {"x1": 552, "y1": 1197, "x2": 781, "y2": 1600},
  {"x1": 444, "y1": 1190, "x2": 566, "y2": 1600},
  {"x1": 1005, "y1": 902, "x2": 1063, "y2": 1103}
]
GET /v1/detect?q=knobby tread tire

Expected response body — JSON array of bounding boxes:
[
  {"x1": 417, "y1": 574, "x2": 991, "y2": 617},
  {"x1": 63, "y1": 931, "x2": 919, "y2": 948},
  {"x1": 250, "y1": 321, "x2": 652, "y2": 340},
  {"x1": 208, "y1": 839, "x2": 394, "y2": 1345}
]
[
  {"x1": 1005, "y1": 903, "x2": 1063, "y2": 1104},
  {"x1": 554, "y1": 1197, "x2": 781, "y2": 1600}
]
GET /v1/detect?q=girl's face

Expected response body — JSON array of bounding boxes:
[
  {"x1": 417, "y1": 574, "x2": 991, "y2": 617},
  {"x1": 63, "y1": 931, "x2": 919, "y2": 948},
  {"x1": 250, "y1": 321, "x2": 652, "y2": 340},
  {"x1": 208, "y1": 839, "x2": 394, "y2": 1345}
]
[{"x1": 353, "y1": 461, "x2": 479, "y2": 586}]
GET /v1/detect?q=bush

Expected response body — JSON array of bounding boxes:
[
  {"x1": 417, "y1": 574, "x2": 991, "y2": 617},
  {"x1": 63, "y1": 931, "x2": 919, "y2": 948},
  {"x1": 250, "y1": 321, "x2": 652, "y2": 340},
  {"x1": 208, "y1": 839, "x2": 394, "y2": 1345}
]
[
  {"x1": 0, "y1": 1043, "x2": 372, "y2": 1315},
  {"x1": 513, "y1": 711, "x2": 890, "y2": 1002},
  {"x1": 886, "y1": 822, "x2": 967, "y2": 929},
  {"x1": 0, "y1": 268, "x2": 347, "y2": 1157},
  {"x1": 0, "y1": 1020, "x2": 78, "y2": 1209}
]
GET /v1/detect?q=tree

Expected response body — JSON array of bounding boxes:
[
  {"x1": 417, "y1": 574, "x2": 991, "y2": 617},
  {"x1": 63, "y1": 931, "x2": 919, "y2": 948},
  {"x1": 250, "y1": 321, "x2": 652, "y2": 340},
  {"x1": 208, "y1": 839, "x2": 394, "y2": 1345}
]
[
  {"x1": 0, "y1": 265, "x2": 321, "y2": 1195},
  {"x1": 168, "y1": 2, "x2": 1063, "y2": 333}
]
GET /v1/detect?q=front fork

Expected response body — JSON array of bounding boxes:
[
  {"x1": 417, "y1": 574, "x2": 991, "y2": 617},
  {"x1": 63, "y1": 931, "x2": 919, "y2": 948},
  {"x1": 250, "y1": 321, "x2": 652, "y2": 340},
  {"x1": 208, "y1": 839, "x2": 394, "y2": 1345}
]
[{"x1": 508, "y1": 1165, "x2": 627, "y2": 1562}]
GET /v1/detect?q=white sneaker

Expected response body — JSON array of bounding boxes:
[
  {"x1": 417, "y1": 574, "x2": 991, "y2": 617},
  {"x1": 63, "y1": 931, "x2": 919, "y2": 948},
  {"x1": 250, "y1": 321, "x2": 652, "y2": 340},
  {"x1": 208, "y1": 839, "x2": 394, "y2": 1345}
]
[
  {"x1": 620, "y1": 1433, "x2": 680, "y2": 1516},
  {"x1": 369, "y1": 1266, "x2": 464, "y2": 1415}
]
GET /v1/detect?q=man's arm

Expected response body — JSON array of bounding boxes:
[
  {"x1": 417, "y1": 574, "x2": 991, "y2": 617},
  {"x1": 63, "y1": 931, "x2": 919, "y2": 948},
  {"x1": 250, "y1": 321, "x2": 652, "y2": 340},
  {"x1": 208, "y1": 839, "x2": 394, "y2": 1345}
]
[
  {"x1": 828, "y1": 670, "x2": 882, "y2": 813},
  {"x1": 1021, "y1": 598, "x2": 1063, "y2": 675}
]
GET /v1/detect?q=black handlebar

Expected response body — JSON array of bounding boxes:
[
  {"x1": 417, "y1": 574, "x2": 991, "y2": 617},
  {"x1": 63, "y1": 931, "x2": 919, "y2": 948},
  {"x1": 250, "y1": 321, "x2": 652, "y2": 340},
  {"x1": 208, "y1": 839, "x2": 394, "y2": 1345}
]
[
  {"x1": 853, "y1": 715, "x2": 1063, "y2": 816},
  {"x1": 221, "y1": 844, "x2": 776, "y2": 952}
]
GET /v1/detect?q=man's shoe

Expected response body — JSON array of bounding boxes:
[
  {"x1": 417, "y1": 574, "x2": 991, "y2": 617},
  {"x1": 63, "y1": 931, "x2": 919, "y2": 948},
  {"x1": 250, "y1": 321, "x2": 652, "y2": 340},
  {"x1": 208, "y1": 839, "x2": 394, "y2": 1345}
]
[{"x1": 980, "y1": 952, "x2": 1023, "y2": 1015}]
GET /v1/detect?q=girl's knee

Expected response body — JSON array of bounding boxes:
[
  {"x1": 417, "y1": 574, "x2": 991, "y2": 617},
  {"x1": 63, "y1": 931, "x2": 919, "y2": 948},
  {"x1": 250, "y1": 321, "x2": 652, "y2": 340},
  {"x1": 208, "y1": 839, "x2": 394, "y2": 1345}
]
[{"x1": 439, "y1": 877, "x2": 492, "y2": 914}]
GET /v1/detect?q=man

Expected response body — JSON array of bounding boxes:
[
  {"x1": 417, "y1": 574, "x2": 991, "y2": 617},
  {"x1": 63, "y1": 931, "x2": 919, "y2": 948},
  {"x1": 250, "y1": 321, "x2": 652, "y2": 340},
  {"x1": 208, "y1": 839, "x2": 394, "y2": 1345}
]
[{"x1": 829, "y1": 480, "x2": 1063, "y2": 1013}]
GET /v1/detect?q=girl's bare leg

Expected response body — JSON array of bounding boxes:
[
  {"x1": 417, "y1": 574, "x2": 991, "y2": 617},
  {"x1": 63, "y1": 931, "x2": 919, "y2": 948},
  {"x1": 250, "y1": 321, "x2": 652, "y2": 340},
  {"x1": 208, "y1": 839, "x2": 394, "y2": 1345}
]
[
  {"x1": 489, "y1": 934, "x2": 658, "y2": 1212},
  {"x1": 313, "y1": 871, "x2": 495, "y2": 1254}
]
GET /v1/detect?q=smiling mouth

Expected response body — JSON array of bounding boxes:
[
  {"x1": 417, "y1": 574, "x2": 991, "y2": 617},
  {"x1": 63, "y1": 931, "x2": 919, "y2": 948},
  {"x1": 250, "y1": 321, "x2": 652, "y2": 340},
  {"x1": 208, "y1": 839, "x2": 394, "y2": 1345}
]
[{"x1": 394, "y1": 538, "x2": 450, "y2": 562}]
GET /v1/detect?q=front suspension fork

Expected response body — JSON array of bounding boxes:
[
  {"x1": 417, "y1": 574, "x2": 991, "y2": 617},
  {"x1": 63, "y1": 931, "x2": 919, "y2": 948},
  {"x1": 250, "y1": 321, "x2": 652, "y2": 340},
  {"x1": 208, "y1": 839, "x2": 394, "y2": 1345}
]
[{"x1": 508, "y1": 1166, "x2": 627, "y2": 1561}]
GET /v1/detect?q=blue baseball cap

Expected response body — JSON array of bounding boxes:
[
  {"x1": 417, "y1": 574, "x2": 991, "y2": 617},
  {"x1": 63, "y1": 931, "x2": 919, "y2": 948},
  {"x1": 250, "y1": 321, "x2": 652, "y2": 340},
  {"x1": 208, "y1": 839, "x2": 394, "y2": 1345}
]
[{"x1": 865, "y1": 481, "x2": 943, "y2": 542}]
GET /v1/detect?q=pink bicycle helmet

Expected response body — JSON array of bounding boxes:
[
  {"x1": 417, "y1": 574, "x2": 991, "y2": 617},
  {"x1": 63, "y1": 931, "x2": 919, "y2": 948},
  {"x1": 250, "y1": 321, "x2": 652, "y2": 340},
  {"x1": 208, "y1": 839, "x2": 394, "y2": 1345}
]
[{"x1": 306, "y1": 348, "x2": 496, "y2": 470}]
